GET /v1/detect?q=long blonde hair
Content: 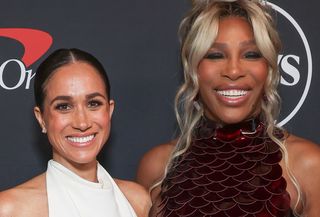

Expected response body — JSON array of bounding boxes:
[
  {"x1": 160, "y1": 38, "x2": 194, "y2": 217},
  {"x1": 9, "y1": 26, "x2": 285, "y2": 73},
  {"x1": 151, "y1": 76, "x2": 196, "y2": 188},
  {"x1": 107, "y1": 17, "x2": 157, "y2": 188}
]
[{"x1": 157, "y1": 0, "x2": 303, "y2": 215}]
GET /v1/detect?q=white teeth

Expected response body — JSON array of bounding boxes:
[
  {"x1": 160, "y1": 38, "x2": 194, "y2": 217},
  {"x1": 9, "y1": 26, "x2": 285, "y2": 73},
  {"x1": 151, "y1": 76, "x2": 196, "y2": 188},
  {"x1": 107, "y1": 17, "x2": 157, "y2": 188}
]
[
  {"x1": 67, "y1": 135, "x2": 94, "y2": 143},
  {"x1": 216, "y1": 89, "x2": 248, "y2": 97}
]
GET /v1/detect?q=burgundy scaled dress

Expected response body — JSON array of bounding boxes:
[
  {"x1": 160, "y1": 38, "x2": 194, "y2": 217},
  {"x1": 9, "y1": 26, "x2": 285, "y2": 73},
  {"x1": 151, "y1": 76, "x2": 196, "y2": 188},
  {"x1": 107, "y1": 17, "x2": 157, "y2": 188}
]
[{"x1": 156, "y1": 118, "x2": 291, "y2": 217}]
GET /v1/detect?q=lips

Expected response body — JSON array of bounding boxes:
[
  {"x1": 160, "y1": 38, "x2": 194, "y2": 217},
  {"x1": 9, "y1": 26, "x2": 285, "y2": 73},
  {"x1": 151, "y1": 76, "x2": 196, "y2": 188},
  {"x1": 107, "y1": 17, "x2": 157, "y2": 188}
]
[
  {"x1": 216, "y1": 89, "x2": 248, "y2": 98},
  {"x1": 215, "y1": 88, "x2": 250, "y2": 105},
  {"x1": 66, "y1": 134, "x2": 96, "y2": 147}
]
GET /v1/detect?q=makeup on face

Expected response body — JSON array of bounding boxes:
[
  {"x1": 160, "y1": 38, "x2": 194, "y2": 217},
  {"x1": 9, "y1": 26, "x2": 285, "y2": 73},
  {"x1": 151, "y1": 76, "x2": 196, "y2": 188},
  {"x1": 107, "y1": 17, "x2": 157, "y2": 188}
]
[{"x1": 197, "y1": 16, "x2": 268, "y2": 124}]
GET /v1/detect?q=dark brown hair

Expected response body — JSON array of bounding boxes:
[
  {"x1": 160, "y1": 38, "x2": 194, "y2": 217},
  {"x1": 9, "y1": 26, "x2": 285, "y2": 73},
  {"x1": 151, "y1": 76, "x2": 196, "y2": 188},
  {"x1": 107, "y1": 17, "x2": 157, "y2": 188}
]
[{"x1": 34, "y1": 48, "x2": 111, "y2": 110}]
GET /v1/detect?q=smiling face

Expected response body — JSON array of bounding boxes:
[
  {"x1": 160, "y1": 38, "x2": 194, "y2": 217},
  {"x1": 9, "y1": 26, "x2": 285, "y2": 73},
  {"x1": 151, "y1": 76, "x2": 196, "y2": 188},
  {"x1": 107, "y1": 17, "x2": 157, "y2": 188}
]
[
  {"x1": 197, "y1": 16, "x2": 268, "y2": 124},
  {"x1": 34, "y1": 62, "x2": 114, "y2": 168}
]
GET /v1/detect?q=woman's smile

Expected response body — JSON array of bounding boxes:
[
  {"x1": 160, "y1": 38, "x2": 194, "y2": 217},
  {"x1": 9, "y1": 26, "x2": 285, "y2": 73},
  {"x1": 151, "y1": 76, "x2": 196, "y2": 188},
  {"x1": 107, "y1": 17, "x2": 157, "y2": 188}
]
[
  {"x1": 214, "y1": 88, "x2": 250, "y2": 106},
  {"x1": 35, "y1": 62, "x2": 114, "y2": 166},
  {"x1": 198, "y1": 16, "x2": 268, "y2": 124},
  {"x1": 66, "y1": 133, "x2": 96, "y2": 147}
]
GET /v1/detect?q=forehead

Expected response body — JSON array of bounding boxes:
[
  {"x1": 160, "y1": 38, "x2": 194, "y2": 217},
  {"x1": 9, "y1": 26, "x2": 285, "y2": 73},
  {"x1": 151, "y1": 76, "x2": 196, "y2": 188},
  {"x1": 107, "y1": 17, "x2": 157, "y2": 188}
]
[
  {"x1": 44, "y1": 62, "x2": 107, "y2": 98},
  {"x1": 215, "y1": 16, "x2": 254, "y2": 41}
]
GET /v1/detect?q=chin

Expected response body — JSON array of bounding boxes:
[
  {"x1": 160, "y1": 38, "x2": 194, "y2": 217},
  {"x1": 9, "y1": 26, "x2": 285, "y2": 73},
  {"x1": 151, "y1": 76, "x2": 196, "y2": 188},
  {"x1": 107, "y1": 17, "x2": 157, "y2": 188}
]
[
  {"x1": 208, "y1": 110, "x2": 253, "y2": 125},
  {"x1": 221, "y1": 117, "x2": 246, "y2": 125},
  {"x1": 68, "y1": 153, "x2": 98, "y2": 165}
]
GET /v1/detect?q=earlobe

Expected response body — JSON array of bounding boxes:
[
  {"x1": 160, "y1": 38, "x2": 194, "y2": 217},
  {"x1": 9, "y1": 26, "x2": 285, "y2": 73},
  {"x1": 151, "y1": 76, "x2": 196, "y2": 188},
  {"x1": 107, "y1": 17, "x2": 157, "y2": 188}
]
[
  {"x1": 109, "y1": 100, "x2": 115, "y2": 118},
  {"x1": 34, "y1": 106, "x2": 46, "y2": 133}
]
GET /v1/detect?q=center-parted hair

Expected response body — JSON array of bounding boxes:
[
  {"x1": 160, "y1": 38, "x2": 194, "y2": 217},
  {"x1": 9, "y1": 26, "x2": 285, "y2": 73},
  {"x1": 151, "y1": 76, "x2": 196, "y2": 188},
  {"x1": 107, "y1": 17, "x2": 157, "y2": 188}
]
[
  {"x1": 34, "y1": 48, "x2": 111, "y2": 111},
  {"x1": 157, "y1": 0, "x2": 303, "y2": 215}
]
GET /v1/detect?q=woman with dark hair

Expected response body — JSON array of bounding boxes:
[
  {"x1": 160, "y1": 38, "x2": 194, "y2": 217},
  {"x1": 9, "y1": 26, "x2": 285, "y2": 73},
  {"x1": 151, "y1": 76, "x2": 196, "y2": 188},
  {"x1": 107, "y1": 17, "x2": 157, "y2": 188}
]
[
  {"x1": 137, "y1": 0, "x2": 320, "y2": 216},
  {"x1": 0, "y1": 48, "x2": 150, "y2": 217}
]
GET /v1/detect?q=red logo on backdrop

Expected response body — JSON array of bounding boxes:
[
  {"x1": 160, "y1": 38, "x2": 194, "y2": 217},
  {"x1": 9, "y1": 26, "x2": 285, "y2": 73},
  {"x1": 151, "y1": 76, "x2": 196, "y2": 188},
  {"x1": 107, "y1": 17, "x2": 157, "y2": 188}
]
[
  {"x1": 0, "y1": 28, "x2": 52, "y2": 67},
  {"x1": 0, "y1": 28, "x2": 53, "y2": 90}
]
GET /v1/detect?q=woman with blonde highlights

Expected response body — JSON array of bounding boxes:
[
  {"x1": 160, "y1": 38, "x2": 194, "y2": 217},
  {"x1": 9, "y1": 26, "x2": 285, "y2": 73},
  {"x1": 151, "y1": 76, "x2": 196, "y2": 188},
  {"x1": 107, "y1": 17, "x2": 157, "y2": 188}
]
[{"x1": 137, "y1": 0, "x2": 320, "y2": 216}]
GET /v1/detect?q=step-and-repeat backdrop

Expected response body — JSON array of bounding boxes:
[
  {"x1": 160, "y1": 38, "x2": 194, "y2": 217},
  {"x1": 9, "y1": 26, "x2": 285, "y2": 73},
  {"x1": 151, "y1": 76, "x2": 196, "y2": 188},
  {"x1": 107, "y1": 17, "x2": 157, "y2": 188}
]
[{"x1": 1, "y1": 0, "x2": 319, "y2": 190}]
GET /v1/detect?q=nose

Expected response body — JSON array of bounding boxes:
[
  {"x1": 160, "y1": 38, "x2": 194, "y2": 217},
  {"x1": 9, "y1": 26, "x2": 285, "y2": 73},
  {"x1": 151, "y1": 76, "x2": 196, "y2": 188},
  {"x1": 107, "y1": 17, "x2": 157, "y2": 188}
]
[
  {"x1": 222, "y1": 58, "x2": 245, "y2": 80},
  {"x1": 72, "y1": 107, "x2": 92, "y2": 131}
]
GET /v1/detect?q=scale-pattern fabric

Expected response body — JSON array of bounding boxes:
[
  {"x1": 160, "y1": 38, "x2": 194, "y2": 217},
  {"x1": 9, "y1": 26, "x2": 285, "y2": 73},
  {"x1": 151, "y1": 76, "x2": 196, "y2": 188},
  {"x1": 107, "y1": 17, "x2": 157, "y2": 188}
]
[{"x1": 158, "y1": 118, "x2": 291, "y2": 217}]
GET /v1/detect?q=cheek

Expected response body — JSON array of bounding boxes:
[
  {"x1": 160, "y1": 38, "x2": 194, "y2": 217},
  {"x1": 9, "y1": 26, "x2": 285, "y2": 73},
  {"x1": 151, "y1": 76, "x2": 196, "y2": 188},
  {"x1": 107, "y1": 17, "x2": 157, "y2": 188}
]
[
  {"x1": 45, "y1": 119, "x2": 69, "y2": 148},
  {"x1": 197, "y1": 61, "x2": 220, "y2": 90},
  {"x1": 94, "y1": 112, "x2": 112, "y2": 144},
  {"x1": 198, "y1": 62, "x2": 213, "y2": 81},
  {"x1": 257, "y1": 63, "x2": 268, "y2": 81},
  {"x1": 198, "y1": 76, "x2": 213, "y2": 89},
  {"x1": 198, "y1": 73, "x2": 214, "y2": 93},
  {"x1": 45, "y1": 112, "x2": 68, "y2": 129},
  {"x1": 93, "y1": 110, "x2": 111, "y2": 129},
  {"x1": 252, "y1": 65, "x2": 268, "y2": 90},
  {"x1": 258, "y1": 70, "x2": 268, "y2": 83}
]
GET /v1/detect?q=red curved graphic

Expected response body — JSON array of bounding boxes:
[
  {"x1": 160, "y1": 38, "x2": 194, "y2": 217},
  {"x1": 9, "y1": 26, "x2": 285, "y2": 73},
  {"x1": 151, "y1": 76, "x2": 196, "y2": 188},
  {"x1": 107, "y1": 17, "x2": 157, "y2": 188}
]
[{"x1": 0, "y1": 28, "x2": 53, "y2": 67}]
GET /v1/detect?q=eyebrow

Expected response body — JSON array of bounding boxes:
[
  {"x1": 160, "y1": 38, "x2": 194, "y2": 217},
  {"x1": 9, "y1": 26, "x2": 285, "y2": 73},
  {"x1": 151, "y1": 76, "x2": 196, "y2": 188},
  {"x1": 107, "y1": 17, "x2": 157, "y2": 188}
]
[
  {"x1": 211, "y1": 42, "x2": 227, "y2": 49},
  {"x1": 86, "y1": 92, "x2": 107, "y2": 100},
  {"x1": 239, "y1": 40, "x2": 256, "y2": 47},
  {"x1": 211, "y1": 40, "x2": 256, "y2": 49},
  {"x1": 49, "y1": 92, "x2": 107, "y2": 105}
]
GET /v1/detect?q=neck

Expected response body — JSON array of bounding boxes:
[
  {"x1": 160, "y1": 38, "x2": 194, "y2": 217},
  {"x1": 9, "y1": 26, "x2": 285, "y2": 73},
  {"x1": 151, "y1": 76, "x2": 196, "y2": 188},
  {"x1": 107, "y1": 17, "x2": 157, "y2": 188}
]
[{"x1": 195, "y1": 116, "x2": 262, "y2": 141}]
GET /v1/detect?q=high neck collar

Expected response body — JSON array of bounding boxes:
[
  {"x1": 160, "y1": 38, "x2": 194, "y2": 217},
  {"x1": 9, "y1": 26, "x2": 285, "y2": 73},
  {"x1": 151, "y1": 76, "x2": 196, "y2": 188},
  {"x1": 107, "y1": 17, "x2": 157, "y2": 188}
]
[{"x1": 194, "y1": 116, "x2": 263, "y2": 141}]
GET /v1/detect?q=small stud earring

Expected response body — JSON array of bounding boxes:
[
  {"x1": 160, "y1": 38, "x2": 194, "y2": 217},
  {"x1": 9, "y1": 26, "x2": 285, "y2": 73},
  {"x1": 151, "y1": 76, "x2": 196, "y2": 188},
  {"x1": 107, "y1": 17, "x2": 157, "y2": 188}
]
[{"x1": 42, "y1": 128, "x2": 47, "y2": 134}]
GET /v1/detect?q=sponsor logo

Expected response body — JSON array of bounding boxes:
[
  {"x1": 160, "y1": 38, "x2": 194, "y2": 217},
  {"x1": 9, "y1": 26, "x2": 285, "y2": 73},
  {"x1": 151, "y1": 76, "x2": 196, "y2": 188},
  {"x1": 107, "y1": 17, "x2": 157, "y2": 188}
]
[
  {"x1": 268, "y1": 2, "x2": 312, "y2": 126},
  {"x1": 0, "y1": 28, "x2": 52, "y2": 90}
]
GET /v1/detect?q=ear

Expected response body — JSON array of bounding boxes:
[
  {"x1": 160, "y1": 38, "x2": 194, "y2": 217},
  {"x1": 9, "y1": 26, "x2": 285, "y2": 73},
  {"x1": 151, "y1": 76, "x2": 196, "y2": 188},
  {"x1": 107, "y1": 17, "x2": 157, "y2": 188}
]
[
  {"x1": 108, "y1": 100, "x2": 115, "y2": 119},
  {"x1": 34, "y1": 106, "x2": 46, "y2": 133}
]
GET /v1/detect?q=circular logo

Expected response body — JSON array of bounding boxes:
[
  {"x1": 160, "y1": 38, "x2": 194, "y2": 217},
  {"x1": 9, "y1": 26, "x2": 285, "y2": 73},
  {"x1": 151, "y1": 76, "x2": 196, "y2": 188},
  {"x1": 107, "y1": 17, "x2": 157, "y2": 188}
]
[{"x1": 267, "y1": 2, "x2": 312, "y2": 126}]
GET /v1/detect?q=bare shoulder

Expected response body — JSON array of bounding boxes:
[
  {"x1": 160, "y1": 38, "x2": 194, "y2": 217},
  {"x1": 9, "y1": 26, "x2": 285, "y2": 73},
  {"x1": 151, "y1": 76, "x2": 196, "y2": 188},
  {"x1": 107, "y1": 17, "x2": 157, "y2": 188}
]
[
  {"x1": 285, "y1": 134, "x2": 320, "y2": 216},
  {"x1": 0, "y1": 173, "x2": 47, "y2": 217},
  {"x1": 136, "y1": 140, "x2": 176, "y2": 189},
  {"x1": 115, "y1": 179, "x2": 151, "y2": 217},
  {"x1": 285, "y1": 134, "x2": 320, "y2": 170}
]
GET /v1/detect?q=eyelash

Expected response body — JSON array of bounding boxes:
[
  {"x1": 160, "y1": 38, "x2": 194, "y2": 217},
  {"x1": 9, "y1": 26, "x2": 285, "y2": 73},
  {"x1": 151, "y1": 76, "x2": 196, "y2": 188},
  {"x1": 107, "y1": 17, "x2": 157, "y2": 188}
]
[
  {"x1": 88, "y1": 100, "x2": 103, "y2": 108},
  {"x1": 244, "y1": 51, "x2": 262, "y2": 59},
  {"x1": 55, "y1": 103, "x2": 71, "y2": 111},
  {"x1": 204, "y1": 52, "x2": 224, "y2": 60},
  {"x1": 204, "y1": 51, "x2": 262, "y2": 60},
  {"x1": 54, "y1": 100, "x2": 103, "y2": 112}
]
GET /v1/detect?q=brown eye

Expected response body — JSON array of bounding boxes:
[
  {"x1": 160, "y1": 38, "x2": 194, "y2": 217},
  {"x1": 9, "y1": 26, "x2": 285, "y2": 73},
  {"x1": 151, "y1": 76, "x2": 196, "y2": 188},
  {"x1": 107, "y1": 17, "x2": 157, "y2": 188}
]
[
  {"x1": 55, "y1": 103, "x2": 71, "y2": 111},
  {"x1": 88, "y1": 100, "x2": 103, "y2": 108}
]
